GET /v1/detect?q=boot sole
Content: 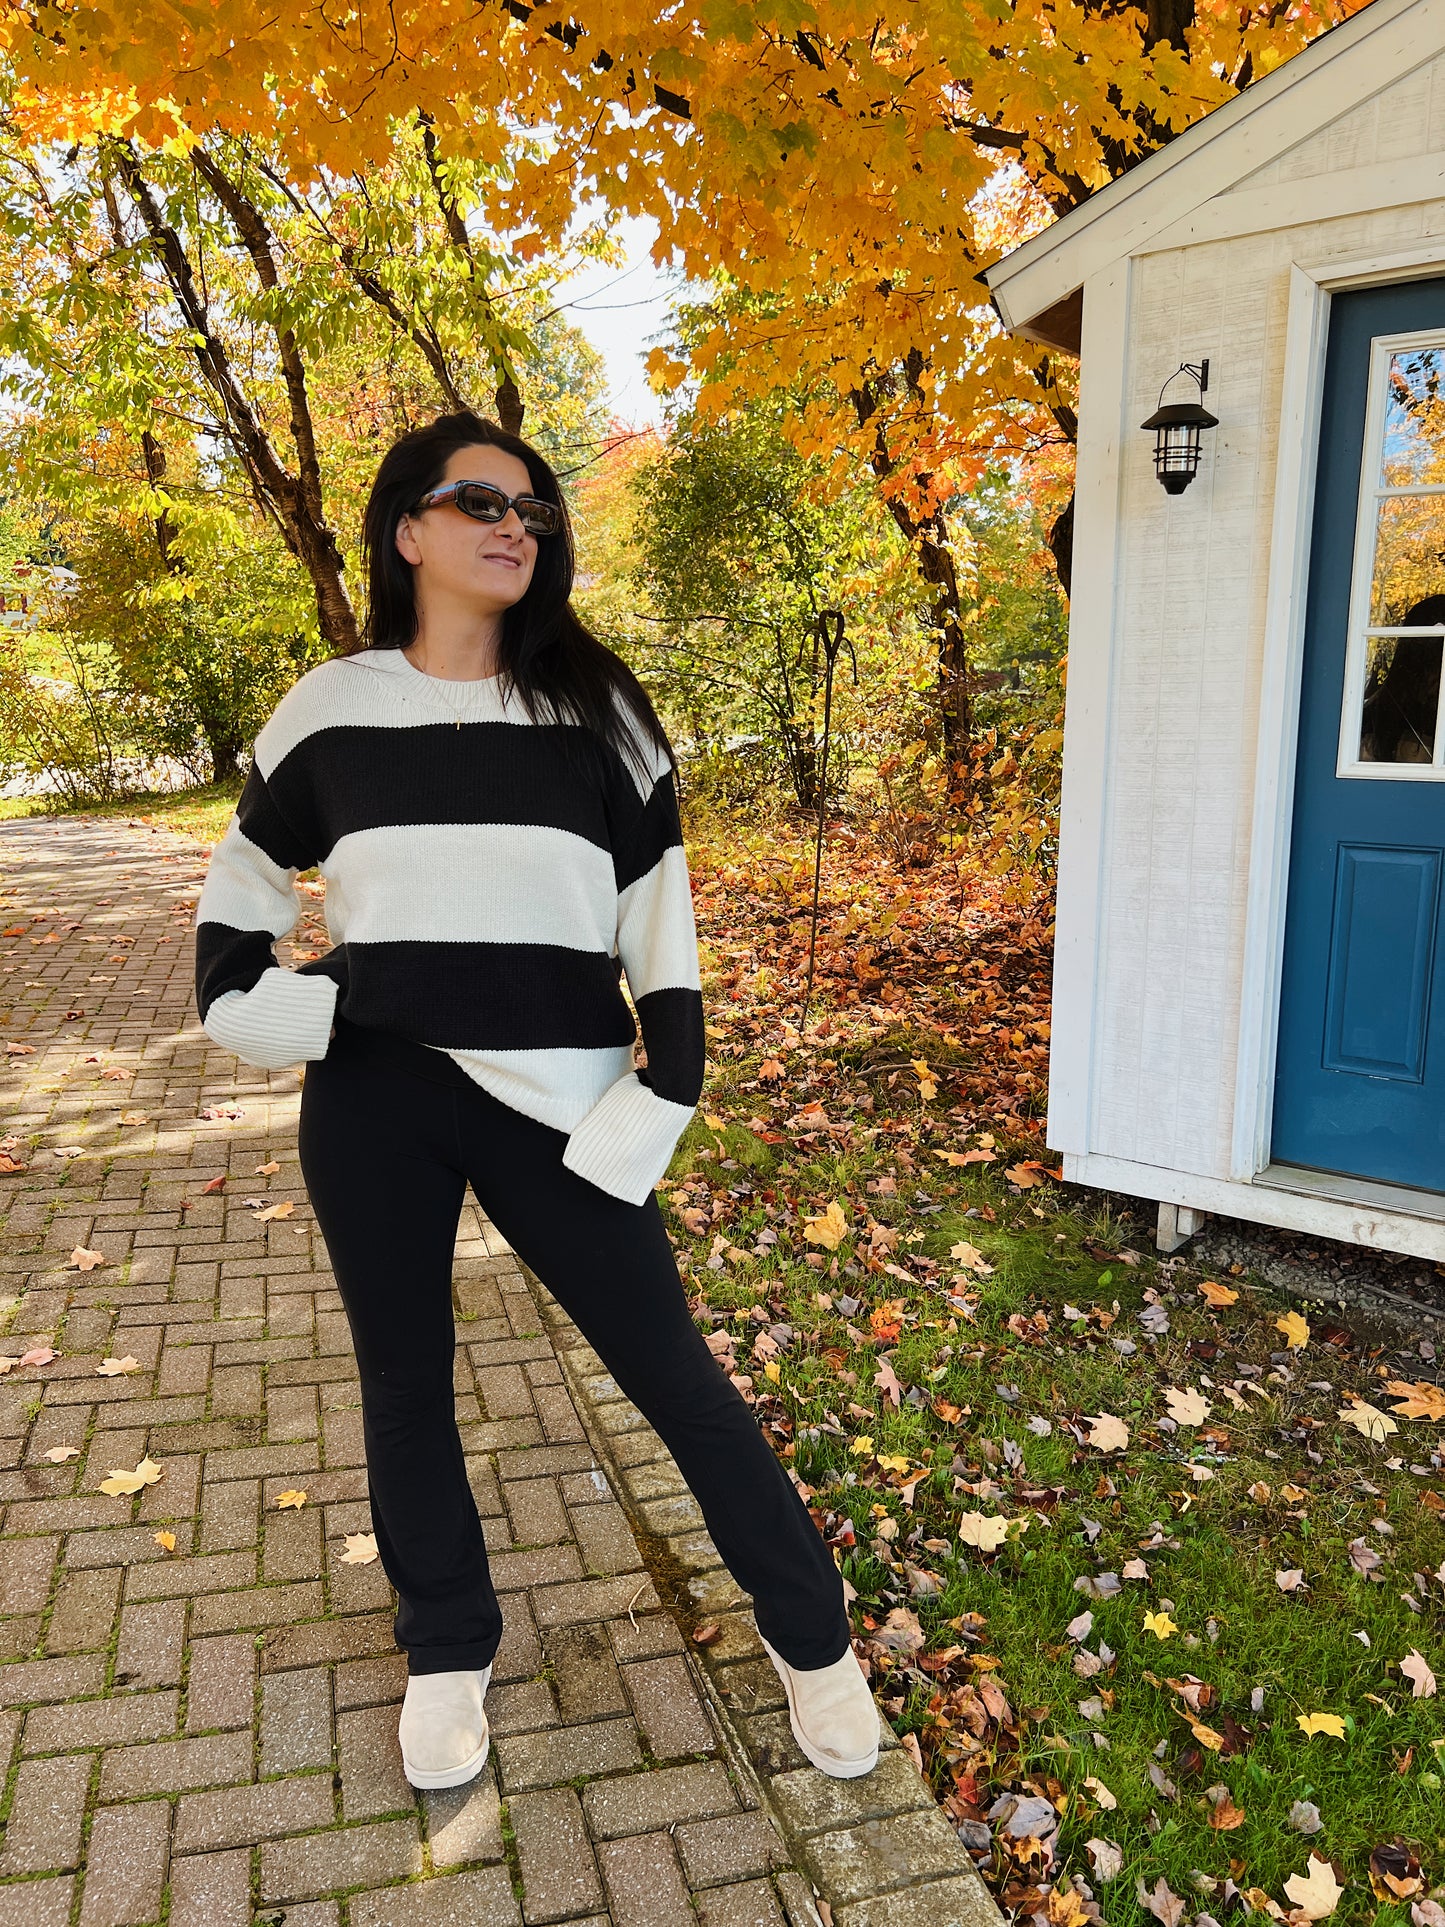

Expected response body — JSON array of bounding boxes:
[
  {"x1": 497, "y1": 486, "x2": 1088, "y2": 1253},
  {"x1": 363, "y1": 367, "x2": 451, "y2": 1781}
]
[
  {"x1": 761, "y1": 1637, "x2": 880, "y2": 1779},
  {"x1": 401, "y1": 1722, "x2": 490, "y2": 1789}
]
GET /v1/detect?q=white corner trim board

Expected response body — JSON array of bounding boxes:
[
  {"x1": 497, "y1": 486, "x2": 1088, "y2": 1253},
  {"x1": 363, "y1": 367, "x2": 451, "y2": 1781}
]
[{"x1": 1045, "y1": 257, "x2": 1133, "y2": 1156}]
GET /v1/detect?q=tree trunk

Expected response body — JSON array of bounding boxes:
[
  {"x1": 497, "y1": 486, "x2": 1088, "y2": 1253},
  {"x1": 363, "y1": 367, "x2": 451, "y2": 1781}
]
[
  {"x1": 1048, "y1": 493, "x2": 1075, "y2": 600},
  {"x1": 108, "y1": 140, "x2": 358, "y2": 655},
  {"x1": 851, "y1": 372, "x2": 972, "y2": 767}
]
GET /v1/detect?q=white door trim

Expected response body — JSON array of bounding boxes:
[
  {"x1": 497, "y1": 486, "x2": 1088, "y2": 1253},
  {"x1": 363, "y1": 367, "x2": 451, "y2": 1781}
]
[{"x1": 1230, "y1": 243, "x2": 1445, "y2": 1183}]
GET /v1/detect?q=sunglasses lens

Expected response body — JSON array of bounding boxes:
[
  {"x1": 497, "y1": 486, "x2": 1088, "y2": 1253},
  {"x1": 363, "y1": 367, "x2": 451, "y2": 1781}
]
[
  {"x1": 517, "y1": 499, "x2": 561, "y2": 535},
  {"x1": 454, "y1": 483, "x2": 509, "y2": 522}
]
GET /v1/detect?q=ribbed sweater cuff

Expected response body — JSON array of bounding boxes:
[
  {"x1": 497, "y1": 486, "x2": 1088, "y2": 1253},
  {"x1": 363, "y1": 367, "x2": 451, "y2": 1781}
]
[
  {"x1": 202, "y1": 967, "x2": 339, "y2": 1070},
  {"x1": 561, "y1": 1071, "x2": 696, "y2": 1206}
]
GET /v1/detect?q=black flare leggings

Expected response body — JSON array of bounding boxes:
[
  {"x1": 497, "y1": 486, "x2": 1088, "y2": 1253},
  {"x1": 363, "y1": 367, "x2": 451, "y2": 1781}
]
[{"x1": 296, "y1": 1013, "x2": 852, "y2": 1675}]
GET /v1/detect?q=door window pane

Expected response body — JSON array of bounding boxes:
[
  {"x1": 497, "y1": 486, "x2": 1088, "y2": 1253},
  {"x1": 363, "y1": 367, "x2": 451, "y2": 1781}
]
[
  {"x1": 1358, "y1": 632, "x2": 1443, "y2": 763},
  {"x1": 1381, "y1": 348, "x2": 1445, "y2": 487},
  {"x1": 1341, "y1": 329, "x2": 1445, "y2": 777},
  {"x1": 1368, "y1": 493, "x2": 1445, "y2": 624}
]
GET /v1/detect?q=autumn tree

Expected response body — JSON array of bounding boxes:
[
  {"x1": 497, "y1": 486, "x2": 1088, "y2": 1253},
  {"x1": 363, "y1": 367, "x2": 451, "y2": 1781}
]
[
  {"x1": 0, "y1": 112, "x2": 616, "y2": 654},
  {"x1": 1, "y1": 0, "x2": 1365, "y2": 764},
  {"x1": 625, "y1": 404, "x2": 917, "y2": 811}
]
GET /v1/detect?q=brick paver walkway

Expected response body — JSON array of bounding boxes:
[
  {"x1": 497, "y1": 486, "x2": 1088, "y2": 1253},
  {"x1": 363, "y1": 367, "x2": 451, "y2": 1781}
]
[{"x1": 0, "y1": 813, "x2": 997, "y2": 1927}]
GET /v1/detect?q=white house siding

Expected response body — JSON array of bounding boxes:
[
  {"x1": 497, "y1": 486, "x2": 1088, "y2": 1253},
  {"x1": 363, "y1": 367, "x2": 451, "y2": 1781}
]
[
  {"x1": 1227, "y1": 49, "x2": 1445, "y2": 192},
  {"x1": 1084, "y1": 65, "x2": 1445, "y2": 1180}
]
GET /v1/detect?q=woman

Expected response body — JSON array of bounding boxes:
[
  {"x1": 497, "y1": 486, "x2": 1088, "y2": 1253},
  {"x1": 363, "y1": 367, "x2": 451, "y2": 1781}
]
[{"x1": 192, "y1": 411, "x2": 880, "y2": 1789}]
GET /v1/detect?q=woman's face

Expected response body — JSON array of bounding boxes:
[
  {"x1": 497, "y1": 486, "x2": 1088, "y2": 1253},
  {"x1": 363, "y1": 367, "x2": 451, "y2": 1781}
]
[{"x1": 394, "y1": 443, "x2": 541, "y2": 611}]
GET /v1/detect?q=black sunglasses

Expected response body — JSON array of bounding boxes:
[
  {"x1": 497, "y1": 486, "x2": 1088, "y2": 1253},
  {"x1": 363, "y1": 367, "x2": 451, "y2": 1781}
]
[{"x1": 412, "y1": 479, "x2": 562, "y2": 537}]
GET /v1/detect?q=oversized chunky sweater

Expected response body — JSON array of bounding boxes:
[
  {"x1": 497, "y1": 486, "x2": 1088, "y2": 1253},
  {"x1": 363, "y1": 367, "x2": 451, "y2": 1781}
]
[{"x1": 192, "y1": 645, "x2": 706, "y2": 1205}]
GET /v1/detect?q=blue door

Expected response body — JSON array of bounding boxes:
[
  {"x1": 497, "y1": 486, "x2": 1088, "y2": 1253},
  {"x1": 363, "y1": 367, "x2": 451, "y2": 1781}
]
[{"x1": 1273, "y1": 278, "x2": 1445, "y2": 1192}]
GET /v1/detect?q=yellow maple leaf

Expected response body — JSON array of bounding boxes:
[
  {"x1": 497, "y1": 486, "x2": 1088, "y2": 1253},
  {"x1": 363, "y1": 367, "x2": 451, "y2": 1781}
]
[
  {"x1": 339, "y1": 1531, "x2": 379, "y2": 1565},
  {"x1": 1198, "y1": 1280, "x2": 1239, "y2": 1308},
  {"x1": 99, "y1": 1457, "x2": 164, "y2": 1496},
  {"x1": 274, "y1": 1489, "x2": 307, "y2": 1509},
  {"x1": 1338, "y1": 1399, "x2": 1398, "y2": 1442},
  {"x1": 1296, "y1": 1712, "x2": 1346, "y2": 1738},
  {"x1": 1385, "y1": 1379, "x2": 1445, "y2": 1421},
  {"x1": 763, "y1": 1359, "x2": 780, "y2": 1383},
  {"x1": 1275, "y1": 1311, "x2": 1309, "y2": 1350},
  {"x1": 95, "y1": 1355, "x2": 139, "y2": 1376},
  {"x1": 802, "y1": 1199, "x2": 848, "y2": 1250},
  {"x1": 153, "y1": 1530, "x2": 176, "y2": 1552},
  {"x1": 1284, "y1": 1854, "x2": 1345, "y2": 1920},
  {"x1": 1143, "y1": 1610, "x2": 1177, "y2": 1640},
  {"x1": 957, "y1": 1512, "x2": 1010, "y2": 1551},
  {"x1": 1085, "y1": 1413, "x2": 1130, "y2": 1453},
  {"x1": 1163, "y1": 1386, "x2": 1211, "y2": 1427},
  {"x1": 850, "y1": 1436, "x2": 874, "y2": 1456}
]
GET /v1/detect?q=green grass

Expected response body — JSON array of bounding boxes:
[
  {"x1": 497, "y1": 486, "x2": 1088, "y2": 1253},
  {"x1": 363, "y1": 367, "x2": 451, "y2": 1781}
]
[{"x1": 667, "y1": 1114, "x2": 1444, "y2": 1925}]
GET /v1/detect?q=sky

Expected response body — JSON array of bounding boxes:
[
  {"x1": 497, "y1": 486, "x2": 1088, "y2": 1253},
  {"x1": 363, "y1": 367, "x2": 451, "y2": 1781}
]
[{"x1": 548, "y1": 214, "x2": 687, "y2": 431}]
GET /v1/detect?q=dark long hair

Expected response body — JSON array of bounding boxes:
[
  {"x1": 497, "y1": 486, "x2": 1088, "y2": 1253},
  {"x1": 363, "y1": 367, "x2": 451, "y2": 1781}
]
[{"x1": 346, "y1": 410, "x2": 674, "y2": 793}]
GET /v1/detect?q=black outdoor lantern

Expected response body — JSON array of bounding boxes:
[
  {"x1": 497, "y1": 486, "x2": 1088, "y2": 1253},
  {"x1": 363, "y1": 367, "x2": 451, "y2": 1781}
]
[{"x1": 1141, "y1": 359, "x2": 1218, "y2": 494}]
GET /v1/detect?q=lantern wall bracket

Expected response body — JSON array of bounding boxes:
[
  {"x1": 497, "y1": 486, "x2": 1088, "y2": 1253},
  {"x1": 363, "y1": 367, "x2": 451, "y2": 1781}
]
[{"x1": 1141, "y1": 359, "x2": 1219, "y2": 494}]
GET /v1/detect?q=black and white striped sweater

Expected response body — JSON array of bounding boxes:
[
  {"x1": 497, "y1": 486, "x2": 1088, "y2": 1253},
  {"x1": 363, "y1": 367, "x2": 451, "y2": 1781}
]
[{"x1": 192, "y1": 645, "x2": 706, "y2": 1205}]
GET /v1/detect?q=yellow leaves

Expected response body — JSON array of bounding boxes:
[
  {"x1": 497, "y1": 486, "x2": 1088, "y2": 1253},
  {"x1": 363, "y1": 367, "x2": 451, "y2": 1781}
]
[
  {"x1": 99, "y1": 1456, "x2": 163, "y2": 1496},
  {"x1": 802, "y1": 1200, "x2": 848, "y2": 1249},
  {"x1": 340, "y1": 1532, "x2": 379, "y2": 1565},
  {"x1": 274, "y1": 1489, "x2": 307, "y2": 1509},
  {"x1": 910, "y1": 1058, "x2": 937, "y2": 1101},
  {"x1": 69, "y1": 1245, "x2": 106, "y2": 1270},
  {"x1": 42, "y1": 1445, "x2": 80, "y2": 1462},
  {"x1": 1142, "y1": 1611, "x2": 1177, "y2": 1640},
  {"x1": 762, "y1": 1359, "x2": 781, "y2": 1383},
  {"x1": 254, "y1": 1199, "x2": 294, "y2": 1221},
  {"x1": 1283, "y1": 1856, "x2": 1345, "y2": 1920},
  {"x1": 1083, "y1": 1776, "x2": 1116, "y2": 1809},
  {"x1": 153, "y1": 1530, "x2": 177, "y2": 1553},
  {"x1": 957, "y1": 1511, "x2": 1009, "y2": 1552},
  {"x1": 1047, "y1": 1881, "x2": 1090, "y2": 1927},
  {"x1": 937, "y1": 1147, "x2": 994, "y2": 1166},
  {"x1": 1275, "y1": 1311, "x2": 1309, "y2": 1350},
  {"x1": 850, "y1": 1435, "x2": 874, "y2": 1456},
  {"x1": 1296, "y1": 1712, "x2": 1346, "y2": 1739},
  {"x1": 1084, "y1": 1413, "x2": 1129, "y2": 1453},
  {"x1": 1163, "y1": 1386, "x2": 1210, "y2": 1426},
  {"x1": 1337, "y1": 1399, "x2": 1398, "y2": 1442},
  {"x1": 1185, "y1": 1717, "x2": 1226, "y2": 1751},
  {"x1": 96, "y1": 1355, "x2": 139, "y2": 1376},
  {"x1": 949, "y1": 1239, "x2": 993, "y2": 1275},
  {"x1": 1198, "y1": 1280, "x2": 1239, "y2": 1308},
  {"x1": 1384, "y1": 1378, "x2": 1445, "y2": 1421}
]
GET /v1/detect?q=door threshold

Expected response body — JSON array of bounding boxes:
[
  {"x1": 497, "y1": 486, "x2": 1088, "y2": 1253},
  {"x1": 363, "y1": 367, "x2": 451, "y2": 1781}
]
[{"x1": 1255, "y1": 1162, "x2": 1445, "y2": 1224}]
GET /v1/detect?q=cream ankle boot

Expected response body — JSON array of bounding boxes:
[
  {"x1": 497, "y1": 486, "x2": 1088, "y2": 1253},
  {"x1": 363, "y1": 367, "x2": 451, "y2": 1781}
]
[
  {"x1": 760, "y1": 1636, "x2": 881, "y2": 1778},
  {"x1": 398, "y1": 1662, "x2": 493, "y2": 1789}
]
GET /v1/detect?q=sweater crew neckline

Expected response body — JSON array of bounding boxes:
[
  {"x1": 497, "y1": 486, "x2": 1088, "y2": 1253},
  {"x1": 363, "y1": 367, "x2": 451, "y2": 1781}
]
[{"x1": 366, "y1": 646, "x2": 509, "y2": 713}]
